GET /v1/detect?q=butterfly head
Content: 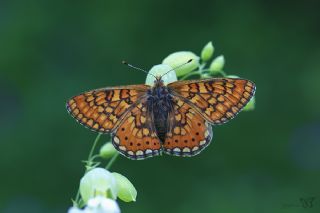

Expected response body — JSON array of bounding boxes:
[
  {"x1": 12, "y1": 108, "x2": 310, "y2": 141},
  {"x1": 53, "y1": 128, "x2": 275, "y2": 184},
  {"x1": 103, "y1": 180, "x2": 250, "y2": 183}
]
[
  {"x1": 123, "y1": 59, "x2": 193, "y2": 86},
  {"x1": 145, "y1": 64, "x2": 178, "y2": 86},
  {"x1": 153, "y1": 76, "x2": 165, "y2": 87}
]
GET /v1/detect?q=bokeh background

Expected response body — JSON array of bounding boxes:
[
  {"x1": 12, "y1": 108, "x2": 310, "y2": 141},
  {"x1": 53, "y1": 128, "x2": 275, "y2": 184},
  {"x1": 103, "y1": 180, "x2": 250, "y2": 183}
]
[{"x1": 1, "y1": 0, "x2": 320, "y2": 212}]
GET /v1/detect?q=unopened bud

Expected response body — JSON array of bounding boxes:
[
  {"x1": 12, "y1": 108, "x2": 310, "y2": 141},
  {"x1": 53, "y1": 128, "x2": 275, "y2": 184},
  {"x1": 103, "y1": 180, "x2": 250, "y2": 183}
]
[
  {"x1": 201, "y1": 41, "x2": 214, "y2": 62},
  {"x1": 162, "y1": 51, "x2": 199, "y2": 77},
  {"x1": 100, "y1": 142, "x2": 117, "y2": 159},
  {"x1": 209, "y1": 55, "x2": 225, "y2": 74}
]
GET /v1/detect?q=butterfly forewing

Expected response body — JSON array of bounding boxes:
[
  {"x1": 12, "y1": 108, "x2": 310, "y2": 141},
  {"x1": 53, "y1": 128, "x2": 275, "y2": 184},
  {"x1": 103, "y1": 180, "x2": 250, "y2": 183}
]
[
  {"x1": 168, "y1": 78, "x2": 256, "y2": 124},
  {"x1": 112, "y1": 99, "x2": 162, "y2": 160},
  {"x1": 163, "y1": 96, "x2": 213, "y2": 156},
  {"x1": 66, "y1": 85, "x2": 150, "y2": 133}
]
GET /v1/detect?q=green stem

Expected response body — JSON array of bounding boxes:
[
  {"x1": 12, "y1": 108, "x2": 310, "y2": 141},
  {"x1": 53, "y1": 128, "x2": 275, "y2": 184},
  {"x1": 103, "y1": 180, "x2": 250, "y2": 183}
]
[
  {"x1": 179, "y1": 71, "x2": 201, "y2": 80},
  {"x1": 73, "y1": 133, "x2": 102, "y2": 207},
  {"x1": 105, "y1": 153, "x2": 119, "y2": 170},
  {"x1": 199, "y1": 63, "x2": 206, "y2": 71},
  {"x1": 88, "y1": 133, "x2": 102, "y2": 160},
  {"x1": 220, "y1": 70, "x2": 227, "y2": 77}
]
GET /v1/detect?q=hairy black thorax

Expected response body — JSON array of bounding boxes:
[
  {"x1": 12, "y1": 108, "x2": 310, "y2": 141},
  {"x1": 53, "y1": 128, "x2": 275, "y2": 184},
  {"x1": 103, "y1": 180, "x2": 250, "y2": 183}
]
[{"x1": 146, "y1": 79, "x2": 174, "y2": 142}]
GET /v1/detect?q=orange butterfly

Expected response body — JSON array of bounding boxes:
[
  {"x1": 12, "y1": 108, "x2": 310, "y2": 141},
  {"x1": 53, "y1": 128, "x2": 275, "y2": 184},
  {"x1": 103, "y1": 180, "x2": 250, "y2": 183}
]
[{"x1": 66, "y1": 74, "x2": 255, "y2": 160}]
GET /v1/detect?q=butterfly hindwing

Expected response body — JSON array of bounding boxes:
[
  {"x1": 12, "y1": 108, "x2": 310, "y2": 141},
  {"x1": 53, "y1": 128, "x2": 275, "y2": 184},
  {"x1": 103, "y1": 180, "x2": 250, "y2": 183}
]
[
  {"x1": 112, "y1": 99, "x2": 162, "y2": 160},
  {"x1": 163, "y1": 96, "x2": 213, "y2": 157},
  {"x1": 168, "y1": 78, "x2": 256, "y2": 124},
  {"x1": 66, "y1": 85, "x2": 149, "y2": 133}
]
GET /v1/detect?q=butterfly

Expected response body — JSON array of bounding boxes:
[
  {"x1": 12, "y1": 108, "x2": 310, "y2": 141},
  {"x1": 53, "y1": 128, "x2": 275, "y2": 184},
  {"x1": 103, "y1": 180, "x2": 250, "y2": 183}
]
[{"x1": 66, "y1": 73, "x2": 256, "y2": 160}]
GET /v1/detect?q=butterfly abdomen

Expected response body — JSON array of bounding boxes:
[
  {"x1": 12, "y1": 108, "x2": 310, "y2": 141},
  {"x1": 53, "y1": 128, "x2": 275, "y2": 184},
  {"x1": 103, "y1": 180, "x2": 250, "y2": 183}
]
[{"x1": 147, "y1": 85, "x2": 174, "y2": 142}]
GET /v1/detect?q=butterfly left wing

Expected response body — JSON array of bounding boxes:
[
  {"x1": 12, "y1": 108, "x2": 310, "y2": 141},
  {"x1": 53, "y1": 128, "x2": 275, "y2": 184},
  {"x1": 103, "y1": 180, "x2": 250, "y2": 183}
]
[
  {"x1": 163, "y1": 96, "x2": 213, "y2": 157},
  {"x1": 168, "y1": 78, "x2": 256, "y2": 125},
  {"x1": 112, "y1": 98, "x2": 162, "y2": 160},
  {"x1": 66, "y1": 85, "x2": 149, "y2": 133}
]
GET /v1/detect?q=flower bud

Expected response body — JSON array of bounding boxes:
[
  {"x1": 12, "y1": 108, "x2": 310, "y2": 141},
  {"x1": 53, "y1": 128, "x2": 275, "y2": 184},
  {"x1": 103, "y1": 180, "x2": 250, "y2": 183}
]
[
  {"x1": 112, "y1": 172, "x2": 137, "y2": 202},
  {"x1": 243, "y1": 96, "x2": 255, "y2": 111},
  {"x1": 201, "y1": 41, "x2": 214, "y2": 62},
  {"x1": 99, "y1": 142, "x2": 117, "y2": 159},
  {"x1": 80, "y1": 168, "x2": 118, "y2": 204},
  {"x1": 209, "y1": 55, "x2": 225, "y2": 74},
  {"x1": 162, "y1": 51, "x2": 199, "y2": 77},
  {"x1": 145, "y1": 64, "x2": 177, "y2": 86}
]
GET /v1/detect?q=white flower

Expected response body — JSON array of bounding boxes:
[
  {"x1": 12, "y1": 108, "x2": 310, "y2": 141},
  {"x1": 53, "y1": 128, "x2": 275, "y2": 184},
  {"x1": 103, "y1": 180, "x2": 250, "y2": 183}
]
[
  {"x1": 68, "y1": 207, "x2": 85, "y2": 213},
  {"x1": 86, "y1": 196, "x2": 120, "y2": 213},
  {"x1": 67, "y1": 197, "x2": 120, "y2": 213},
  {"x1": 80, "y1": 168, "x2": 118, "y2": 203}
]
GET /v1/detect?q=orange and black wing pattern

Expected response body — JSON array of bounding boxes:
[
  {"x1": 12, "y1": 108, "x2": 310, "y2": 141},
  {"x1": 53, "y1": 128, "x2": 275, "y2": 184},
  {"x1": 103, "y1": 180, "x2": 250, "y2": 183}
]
[
  {"x1": 163, "y1": 96, "x2": 213, "y2": 156},
  {"x1": 112, "y1": 99, "x2": 162, "y2": 160},
  {"x1": 168, "y1": 78, "x2": 256, "y2": 124},
  {"x1": 66, "y1": 85, "x2": 149, "y2": 133}
]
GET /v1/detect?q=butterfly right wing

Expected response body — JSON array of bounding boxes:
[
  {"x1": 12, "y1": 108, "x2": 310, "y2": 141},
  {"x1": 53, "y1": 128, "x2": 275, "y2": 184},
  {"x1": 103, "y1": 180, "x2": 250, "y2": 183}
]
[
  {"x1": 168, "y1": 78, "x2": 256, "y2": 125},
  {"x1": 66, "y1": 85, "x2": 149, "y2": 133}
]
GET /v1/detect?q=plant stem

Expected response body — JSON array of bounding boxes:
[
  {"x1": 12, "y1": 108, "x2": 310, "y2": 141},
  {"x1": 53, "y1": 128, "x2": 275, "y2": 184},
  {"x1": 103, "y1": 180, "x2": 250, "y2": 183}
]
[
  {"x1": 73, "y1": 133, "x2": 102, "y2": 207},
  {"x1": 106, "y1": 153, "x2": 119, "y2": 170},
  {"x1": 88, "y1": 133, "x2": 102, "y2": 160},
  {"x1": 220, "y1": 70, "x2": 227, "y2": 77},
  {"x1": 179, "y1": 71, "x2": 201, "y2": 80}
]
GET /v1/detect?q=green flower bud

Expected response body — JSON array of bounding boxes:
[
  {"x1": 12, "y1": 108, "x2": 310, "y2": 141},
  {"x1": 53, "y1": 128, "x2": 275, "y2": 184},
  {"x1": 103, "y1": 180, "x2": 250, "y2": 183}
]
[
  {"x1": 99, "y1": 142, "x2": 117, "y2": 159},
  {"x1": 201, "y1": 41, "x2": 214, "y2": 62},
  {"x1": 162, "y1": 51, "x2": 200, "y2": 77},
  {"x1": 209, "y1": 55, "x2": 225, "y2": 74},
  {"x1": 80, "y1": 168, "x2": 118, "y2": 204},
  {"x1": 243, "y1": 96, "x2": 255, "y2": 111},
  {"x1": 145, "y1": 64, "x2": 177, "y2": 86},
  {"x1": 112, "y1": 172, "x2": 137, "y2": 202}
]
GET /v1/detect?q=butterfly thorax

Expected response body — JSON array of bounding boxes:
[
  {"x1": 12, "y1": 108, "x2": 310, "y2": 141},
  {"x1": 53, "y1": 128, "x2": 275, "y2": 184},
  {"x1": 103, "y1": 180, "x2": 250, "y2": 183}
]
[{"x1": 147, "y1": 79, "x2": 174, "y2": 142}]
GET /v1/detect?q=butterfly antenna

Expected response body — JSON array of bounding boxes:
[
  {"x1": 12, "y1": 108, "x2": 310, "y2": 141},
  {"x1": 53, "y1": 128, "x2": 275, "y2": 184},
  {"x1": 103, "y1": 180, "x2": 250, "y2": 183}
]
[
  {"x1": 162, "y1": 59, "x2": 193, "y2": 77},
  {"x1": 122, "y1": 61, "x2": 157, "y2": 78}
]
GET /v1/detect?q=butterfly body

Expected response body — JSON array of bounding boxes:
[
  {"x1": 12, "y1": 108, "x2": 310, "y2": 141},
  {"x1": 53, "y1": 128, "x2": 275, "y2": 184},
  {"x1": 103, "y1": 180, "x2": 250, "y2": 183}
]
[
  {"x1": 147, "y1": 78, "x2": 174, "y2": 142},
  {"x1": 67, "y1": 76, "x2": 256, "y2": 160}
]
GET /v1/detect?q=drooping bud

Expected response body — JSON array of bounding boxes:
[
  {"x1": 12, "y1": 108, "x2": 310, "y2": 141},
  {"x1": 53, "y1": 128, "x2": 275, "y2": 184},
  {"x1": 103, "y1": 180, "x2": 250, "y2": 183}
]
[{"x1": 112, "y1": 172, "x2": 137, "y2": 202}]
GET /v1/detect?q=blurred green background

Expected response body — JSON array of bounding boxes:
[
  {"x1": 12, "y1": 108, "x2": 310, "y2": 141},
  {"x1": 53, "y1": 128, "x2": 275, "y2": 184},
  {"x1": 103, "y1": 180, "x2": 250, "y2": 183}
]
[{"x1": 1, "y1": 0, "x2": 320, "y2": 212}]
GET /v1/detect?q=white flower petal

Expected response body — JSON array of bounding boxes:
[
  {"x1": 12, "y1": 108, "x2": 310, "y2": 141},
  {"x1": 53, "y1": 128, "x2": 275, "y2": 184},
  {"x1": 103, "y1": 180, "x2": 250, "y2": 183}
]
[
  {"x1": 86, "y1": 196, "x2": 120, "y2": 213},
  {"x1": 68, "y1": 207, "x2": 84, "y2": 213}
]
